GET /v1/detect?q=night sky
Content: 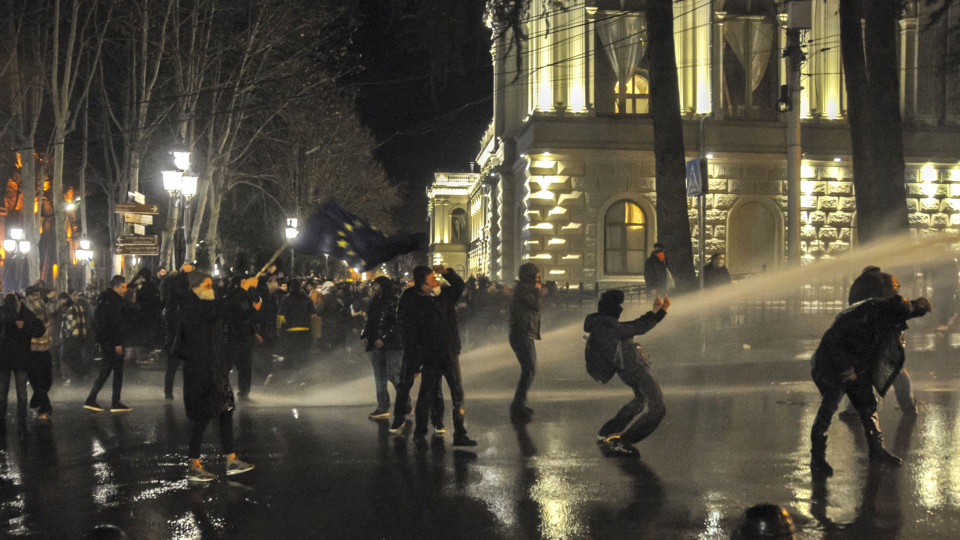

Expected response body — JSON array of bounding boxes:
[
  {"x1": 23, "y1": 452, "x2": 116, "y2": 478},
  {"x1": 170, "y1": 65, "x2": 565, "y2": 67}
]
[{"x1": 346, "y1": 1, "x2": 493, "y2": 231}]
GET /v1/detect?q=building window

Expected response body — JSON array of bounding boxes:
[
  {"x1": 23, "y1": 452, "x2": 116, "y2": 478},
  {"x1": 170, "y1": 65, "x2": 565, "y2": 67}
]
[
  {"x1": 451, "y1": 208, "x2": 467, "y2": 243},
  {"x1": 604, "y1": 200, "x2": 646, "y2": 275},
  {"x1": 614, "y1": 73, "x2": 650, "y2": 114}
]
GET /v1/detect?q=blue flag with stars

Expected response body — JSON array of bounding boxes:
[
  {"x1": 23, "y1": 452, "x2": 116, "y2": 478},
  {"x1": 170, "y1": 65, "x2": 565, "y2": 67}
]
[{"x1": 290, "y1": 200, "x2": 426, "y2": 271}]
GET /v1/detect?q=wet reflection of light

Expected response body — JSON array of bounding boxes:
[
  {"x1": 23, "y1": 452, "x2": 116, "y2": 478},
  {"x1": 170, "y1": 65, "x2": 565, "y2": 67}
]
[
  {"x1": 93, "y1": 462, "x2": 118, "y2": 507},
  {"x1": 169, "y1": 513, "x2": 203, "y2": 540},
  {"x1": 532, "y1": 468, "x2": 586, "y2": 539},
  {"x1": 91, "y1": 439, "x2": 106, "y2": 457},
  {"x1": 699, "y1": 507, "x2": 723, "y2": 539},
  {"x1": 292, "y1": 408, "x2": 299, "y2": 419},
  {"x1": 132, "y1": 479, "x2": 189, "y2": 502},
  {"x1": 915, "y1": 404, "x2": 956, "y2": 509}
]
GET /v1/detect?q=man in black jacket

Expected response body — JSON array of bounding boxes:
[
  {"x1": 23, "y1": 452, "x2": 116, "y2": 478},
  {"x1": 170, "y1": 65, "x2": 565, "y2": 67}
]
[
  {"x1": 810, "y1": 272, "x2": 930, "y2": 476},
  {"x1": 225, "y1": 276, "x2": 262, "y2": 400},
  {"x1": 509, "y1": 262, "x2": 542, "y2": 420},
  {"x1": 84, "y1": 275, "x2": 132, "y2": 412},
  {"x1": 277, "y1": 279, "x2": 313, "y2": 379},
  {"x1": 361, "y1": 276, "x2": 401, "y2": 419},
  {"x1": 584, "y1": 290, "x2": 669, "y2": 456},
  {"x1": 399, "y1": 265, "x2": 476, "y2": 447}
]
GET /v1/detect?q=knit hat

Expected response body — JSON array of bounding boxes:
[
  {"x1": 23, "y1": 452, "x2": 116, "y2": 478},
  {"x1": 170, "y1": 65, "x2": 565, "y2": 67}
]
[{"x1": 598, "y1": 290, "x2": 625, "y2": 318}]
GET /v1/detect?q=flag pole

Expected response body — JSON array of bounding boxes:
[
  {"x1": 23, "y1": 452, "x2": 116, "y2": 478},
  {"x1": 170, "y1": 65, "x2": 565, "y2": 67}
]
[{"x1": 256, "y1": 241, "x2": 291, "y2": 278}]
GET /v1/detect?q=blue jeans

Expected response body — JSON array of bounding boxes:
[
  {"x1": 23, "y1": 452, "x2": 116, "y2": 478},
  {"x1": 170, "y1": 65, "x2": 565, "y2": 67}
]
[{"x1": 370, "y1": 348, "x2": 401, "y2": 410}]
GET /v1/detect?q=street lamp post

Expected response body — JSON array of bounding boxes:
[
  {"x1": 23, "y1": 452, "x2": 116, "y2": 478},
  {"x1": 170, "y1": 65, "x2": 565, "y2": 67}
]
[
  {"x1": 285, "y1": 218, "x2": 299, "y2": 275},
  {"x1": 4, "y1": 227, "x2": 32, "y2": 292},
  {"x1": 163, "y1": 150, "x2": 200, "y2": 269}
]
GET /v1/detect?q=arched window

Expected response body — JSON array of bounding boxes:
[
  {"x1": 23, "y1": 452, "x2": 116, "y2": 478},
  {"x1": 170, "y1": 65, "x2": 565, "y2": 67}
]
[
  {"x1": 604, "y1": 200, "x2": 647, "y2": 275},
  {"x1": 614, "y1": 73, "x2": 650, "y2": 114}
]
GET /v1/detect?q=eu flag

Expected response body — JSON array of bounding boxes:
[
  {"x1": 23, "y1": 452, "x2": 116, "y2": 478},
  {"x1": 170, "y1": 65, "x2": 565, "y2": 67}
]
[{"x1": 291, "y1": 200, "x2": 426, "y2": 271}]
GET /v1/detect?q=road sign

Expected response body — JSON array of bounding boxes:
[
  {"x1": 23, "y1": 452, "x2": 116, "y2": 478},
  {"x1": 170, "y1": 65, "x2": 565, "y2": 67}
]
[
  {"x1": 124, "y1": 213, "x2": 154, "y2": 225},
  {"x1": 132, "y1": 224, "x2": 146, "y2": 235},
  {"x1": 128, "y1": 191, "x2": 146, "y2": 204},
  {"x1": 686, "y1": 158, "x2": 708, "y2": 197},
  {"x1": 117, "y1": 235, "x2": 158, "y2": 245},
  {"x1": 116, "y1": 244, "x2": 159, "y2": 256},
  {"x1": 114, "y1": 203, "x2": 159, "y2": 215}
]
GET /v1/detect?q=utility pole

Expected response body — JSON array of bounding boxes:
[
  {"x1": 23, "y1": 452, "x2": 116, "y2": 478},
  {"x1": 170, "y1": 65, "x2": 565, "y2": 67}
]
[{"x1": 783, "y1": 1, "x2": 811, "y2": 266}]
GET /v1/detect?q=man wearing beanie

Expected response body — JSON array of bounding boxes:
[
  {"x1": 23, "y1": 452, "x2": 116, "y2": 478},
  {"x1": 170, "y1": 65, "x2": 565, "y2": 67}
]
[
  {"x1": 810, "y1": 272, "x2": 930, "y2": 476},
  {"x1": 508, "y1": 262, "x2": 542, "y2": 420},
  {"x1": 583, "y1": 290, "x2": 670, "y2": 456}
]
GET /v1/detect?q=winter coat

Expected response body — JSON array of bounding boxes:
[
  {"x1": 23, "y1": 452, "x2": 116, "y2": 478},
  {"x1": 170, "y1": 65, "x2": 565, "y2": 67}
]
[
  {"x1": 279, "y1": 289, "x2": 314, "y2": 330},
  {"x1": 812, "y1": 295, "x2": 928, "y2": 395},
  {"x1": 583, "y1": 310, "x2": 666, "y2": 384},
  {"x1": 644, "y1": 253, "x2": 668, "y2": 292},
  {"x1": 398, "y1": 269, "x2": 465, "y2": 369},
  {"x1": 180, "y1": 291, "x2": 234, "y2": 421},
  {"x1": 224, "y1": 287, "x2": 260, "y2": 349},
  {"x1": 0, "y1": 303, "x2": 46, "y2": 371},
  {"x1": 94, "y1": 288, "x2": 128, "y2": 349},
  {"x1": 160, "y1": 272, "x2": 191, "y2": 356},
  {"x1": 703, "y1": 264, "x2": 731, "y2": 288},
  {"x1": 361, "y1": 289, "x2": 401, "y2": 352},
  {"x1": 509, "y1": 262, "x2": 541, "y2": 339},
  {"x1": 130, "y1": 279, "x2": 161, "y2": 347},
  {"x1": 24, "y1": 297, "x2": 53, "y2": 353}
]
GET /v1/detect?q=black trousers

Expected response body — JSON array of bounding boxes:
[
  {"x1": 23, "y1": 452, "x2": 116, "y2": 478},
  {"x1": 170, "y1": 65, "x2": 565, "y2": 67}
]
[
  {"x1": 87, "y1": 346, "x2": 124, "y2": 405},
  {"x1": 28, "y1": 350, "x2": 53, "y2": 414},
  {"x1": 391, "y1": 359, "x2": 444, "y2": 430},
  {"x1": 230, "y1": 343, "x2": 254, "y2": 397},
  {"x1": 811, "y1": 370, "x2": 881, "y2": 455},
  {"x1": 509, "y1": 333, "x2": 537, "y2": 408},
  {"x1": 414, "y1": 359, "x2": 466, "y2": 438},
  {"x1": 0, "y1": 368, "x2": 29, "y2": 427},
  {"x1": 164, "y1": 349, "x2": 183, "y2": 398},
  {"x1": 189, "y1": 411, "x2": 234, "y2": 458}
]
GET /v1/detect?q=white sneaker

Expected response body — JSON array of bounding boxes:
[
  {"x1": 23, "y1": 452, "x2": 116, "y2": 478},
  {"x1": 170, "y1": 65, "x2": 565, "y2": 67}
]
[{"x1": 187, "y1": 464, "x2": 216, "y2": 482}]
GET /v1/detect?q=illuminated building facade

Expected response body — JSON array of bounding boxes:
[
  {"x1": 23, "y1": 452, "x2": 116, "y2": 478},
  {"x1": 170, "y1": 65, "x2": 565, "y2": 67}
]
[{"x1": 429, "y1": 0, "x2": 960, "y2": 284}]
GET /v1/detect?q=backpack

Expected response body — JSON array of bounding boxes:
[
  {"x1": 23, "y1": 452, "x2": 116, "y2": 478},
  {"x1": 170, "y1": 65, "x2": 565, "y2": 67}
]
[{"x1": 584, "y1": 325, "x2": 622, "y2": 383}]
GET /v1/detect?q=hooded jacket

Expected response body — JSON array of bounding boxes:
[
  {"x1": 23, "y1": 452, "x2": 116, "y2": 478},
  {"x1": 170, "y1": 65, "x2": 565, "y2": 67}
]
[
  {"x1": 583, "y1": 309, "x2": 665, "y2": 384},
  {"x1": 812, "y1": 294, "x2": 928, "y2": 395},
  {"x1": 509, "y1": 262, "x2": 541, "y2": 339}
]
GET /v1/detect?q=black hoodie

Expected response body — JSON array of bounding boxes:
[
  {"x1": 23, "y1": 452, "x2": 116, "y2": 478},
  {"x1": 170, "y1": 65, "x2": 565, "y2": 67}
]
[{"x1": 509, "y1": 262, "x2": 541, "y2": 339}]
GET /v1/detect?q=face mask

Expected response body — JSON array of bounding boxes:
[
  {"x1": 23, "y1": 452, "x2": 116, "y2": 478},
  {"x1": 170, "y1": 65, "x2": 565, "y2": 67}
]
[{"x1": 198, "y1": 289, "x2": 215, "y2": 301}]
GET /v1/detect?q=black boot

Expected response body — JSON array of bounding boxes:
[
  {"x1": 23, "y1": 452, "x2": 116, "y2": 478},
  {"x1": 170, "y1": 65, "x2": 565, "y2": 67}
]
[
  {"x1": 865, "y1": 414, "x2": 902, "y2": 466},
  {"x1": 810, "y1": 435, "x2": 833, "y2": 477}
]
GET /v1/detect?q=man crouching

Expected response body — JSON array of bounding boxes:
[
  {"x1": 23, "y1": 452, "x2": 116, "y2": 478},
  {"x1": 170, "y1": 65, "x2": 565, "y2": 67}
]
[{"x1": 810, "y1": 272, "x2": 930, "y2": 476}]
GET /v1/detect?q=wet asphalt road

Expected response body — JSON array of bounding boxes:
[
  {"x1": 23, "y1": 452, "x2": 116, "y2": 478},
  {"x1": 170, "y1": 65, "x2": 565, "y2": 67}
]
[{"x1": 3, "y1": 314, "x2": 960, "y2": 539}]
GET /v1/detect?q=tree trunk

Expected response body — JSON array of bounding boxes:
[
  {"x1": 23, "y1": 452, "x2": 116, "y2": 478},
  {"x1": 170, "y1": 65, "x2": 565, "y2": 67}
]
[
  {"x1": 839, "y1": 0, "x2": 881, "y2": 242},
  {"x1": 864, "y1": 0, "x2": 909, "y2": 236},
  {"x1": 646, "y1": 0, "x2": 695, "y2": 288},
  {"x1": 20, "y1": 149, "x2": 42, "y2": 284},
  {"x1": 204, "y1": 174, "x2": 223, "y2": 265},
  {"x1": 52, "y1": 125, "x2": 69, "y2": 292}
]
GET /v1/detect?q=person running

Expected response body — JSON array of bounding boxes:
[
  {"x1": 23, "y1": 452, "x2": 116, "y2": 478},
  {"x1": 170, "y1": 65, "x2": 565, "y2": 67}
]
[
  {"x1": 585, "y1": 290, "x2": 670, "y2": 456},
  {"x1": 809, "y1": 272, "x2": 930, "y2": 476},
  {"x1": 508, "y1": 262, "x2": 542, "y2": 420},
  {"x1": 84, "y1": 275, "x2": 133, "y2": 413}
]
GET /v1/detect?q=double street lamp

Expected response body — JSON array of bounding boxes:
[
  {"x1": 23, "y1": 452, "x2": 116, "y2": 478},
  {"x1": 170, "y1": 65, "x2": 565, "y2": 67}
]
[
  {"x1": 3, "y1": 228, "x2": 31, "y2": 292},
  {"x1": 163, "y1": 151, "x2": 199, "y2": 268}
]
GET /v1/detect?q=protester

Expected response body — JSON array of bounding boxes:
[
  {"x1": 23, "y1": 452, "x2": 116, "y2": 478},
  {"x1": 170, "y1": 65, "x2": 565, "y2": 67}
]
[
  {"x1": 277, "y1": 279, "x2": 313, "y2": 378},
  {"x1": 24, "y1": 286, "x2": 54, "y2": 420},
  {"x1": 161, "y1": 263, "x2": 194, "y2": 400},
  {"x1": 508, "y1": 262, "x2": 542, "y2": 420},
  {"x1": 224, "y1": 275, "x2": 262, "y2": 401},
  {"x1": 643, "y1": 243, "x2": 670, "y2": 297},
  {"x1": 584, "y1": 290, "x2": 670, "y2": 456},
  {"x1": 361, "y1": 276, "x2": 402, "y2": 419},
  {"x1": 809, "y1": 272, "x2": 930, "y2": 476},
  {"x1": 84, "y1": 275, "x2": 133, "y2": 413},
  {"x1": 58, "y1": 292, "x2": 89, "y2": 384},
  {"x1": 180, "y1": 271, "x2": 254, "y2": 482},
  {"x1": 702, "y1": 253, "x2": 731, "y2": 288},
  {"x1": 0, "y1": 294, "x2": 45, "y2": 435},
  {"x1": 401, "y1": 265, "x2": 476, "y2": 447}
]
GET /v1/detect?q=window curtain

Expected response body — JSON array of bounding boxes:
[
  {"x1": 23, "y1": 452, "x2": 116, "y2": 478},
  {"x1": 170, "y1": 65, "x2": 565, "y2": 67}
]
[
  {"x1": 724, "y1": 17, "x2": 775, "y2": 93},
  {"x1": 596, "y1": 13, "x2": 647, "y2": 91}
]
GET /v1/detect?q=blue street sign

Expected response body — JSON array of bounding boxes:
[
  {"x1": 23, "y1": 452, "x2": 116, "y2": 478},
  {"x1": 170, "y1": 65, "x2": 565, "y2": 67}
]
[{"x1": 686, "y1": 158, "x2": 708, "y2": 197}]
